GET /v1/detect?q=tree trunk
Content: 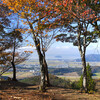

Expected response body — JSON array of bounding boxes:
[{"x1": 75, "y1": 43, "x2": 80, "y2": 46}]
[
  {"x1": 11, "y1": 41, "x2": 17, "y2": 81},
  {"x1": 27, "y1": 22, "x2": 49, "y2": 91},
  {"x1": 44, "y1": 58, "x2": 50, "y2": 86},
  {"x1": 33, "y1": 38, "x2": 46, "y2": 92},
  {"x1": 81, "y1": 54, "x2": 87, "y2": 92},
  {"x1": 11, "y1": 61, "x2": 17, "y2": 81},
  {"x1": 39, "y1": 56, "x2": 46, "y2": 92},
  {"x1": 77, "y1": 25, "x2": 87, "y2": 92}
]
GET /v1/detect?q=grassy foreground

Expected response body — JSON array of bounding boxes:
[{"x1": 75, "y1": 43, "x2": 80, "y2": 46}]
[{"x1": 0, "y1": 74, "x2": 100, "y2": 100}]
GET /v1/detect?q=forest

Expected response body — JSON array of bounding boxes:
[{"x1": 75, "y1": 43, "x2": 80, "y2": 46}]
[{"x1": 0, "y1": 0, "x2": 100, "y2": 99}]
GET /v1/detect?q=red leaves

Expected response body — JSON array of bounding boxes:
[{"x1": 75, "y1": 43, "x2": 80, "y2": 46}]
[
  {"x1": 94, "y1": 0, "x2": 98, "y2": 4},
  {"x1": 63, "y1": 0, "x2": 67, "y2": 7},
  {"x1": 36, "y1": 5, "x2": 38, "y2": 7},
  {"x1": 56, "y1": 38, "x2": 59, "y2": 41},
  {"x1": 84, "y1": 4, "x2": 86, "y2": 7}
]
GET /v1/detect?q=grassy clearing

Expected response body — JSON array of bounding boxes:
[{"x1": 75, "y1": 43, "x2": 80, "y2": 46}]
[{"x1": 94, "y1": 73, "x2": 100, "y2": 76}]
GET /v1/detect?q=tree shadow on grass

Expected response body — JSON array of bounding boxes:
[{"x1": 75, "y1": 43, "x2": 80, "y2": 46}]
[{"x1": 0, "y1": 80, "x2": 37, "y2": 90}]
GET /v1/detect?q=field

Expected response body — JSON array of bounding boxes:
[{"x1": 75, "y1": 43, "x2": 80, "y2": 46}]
[
  {"x1": 2, "y1": 71, "x2": 100, "y2": 86},
  {"x1": 2, "y1": 72, "x2": 34, "y2": 79}
]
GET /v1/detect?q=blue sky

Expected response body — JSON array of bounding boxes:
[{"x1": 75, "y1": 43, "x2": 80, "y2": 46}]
[
  {"x1": 11, "y1": 14, "x2": 100, "y2": 60},
  {"x1": 18, "y1": 39, "x2": 100, "y2": 59}
]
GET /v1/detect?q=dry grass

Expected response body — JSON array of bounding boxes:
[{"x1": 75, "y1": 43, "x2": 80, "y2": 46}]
[{"x1": 0, "y1": 80, "x2": 100, "y2": 100}]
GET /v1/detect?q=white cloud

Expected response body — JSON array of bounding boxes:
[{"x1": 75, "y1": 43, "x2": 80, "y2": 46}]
[
  {"x1": 56, "y1": 46, "x2": 70, "y2": 49},
  {"x1": 17, "y1": 46, "x2": 36, "y2": 52}
]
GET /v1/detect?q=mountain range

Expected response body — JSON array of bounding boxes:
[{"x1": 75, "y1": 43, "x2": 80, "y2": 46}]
[{"x1": 75, "y1": 54, "x2": 100, "y2": 62}]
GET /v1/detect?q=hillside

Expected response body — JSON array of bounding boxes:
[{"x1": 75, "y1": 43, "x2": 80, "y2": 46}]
[{"x1": 0, "y1": 76, "x2": 100, "y2": 100}]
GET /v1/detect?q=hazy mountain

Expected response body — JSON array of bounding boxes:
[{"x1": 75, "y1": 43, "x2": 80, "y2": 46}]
[
  {"x1": 75, "y1": 54, "x2": 100, "y2": 62},
  {"x1": 55, "y1": 55, "x2": 62, "y2": 58}
]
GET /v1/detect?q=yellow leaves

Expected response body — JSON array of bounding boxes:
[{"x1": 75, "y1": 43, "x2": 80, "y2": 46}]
[
  {"x1": 21, "y1": 12, "x2": 25, "y2": 18},
  {"x1": 8, "y1": 12, "x2": 12, "y2": 15},
  {"x1": 42, "y1": 20, "x2": 45, "y2": 22},
  {"x1": 37, "y1": 43, "x2": 40, "y2": 47}
]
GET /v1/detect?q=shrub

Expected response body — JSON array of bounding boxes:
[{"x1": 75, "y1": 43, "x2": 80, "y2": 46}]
[
  {"x1": 71, "y1": 81, "x2": 80, "y2": 89},
  {"x1": 79, "y1": 63, "x2": 96, "y2": 93}
]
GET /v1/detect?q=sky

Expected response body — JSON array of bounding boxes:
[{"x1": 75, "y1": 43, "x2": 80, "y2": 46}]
[
  {"x1": 9, "y1": 11, "x2": 100, "y2": 60},
  {"x1": 17, "y1": 39, "x2": 100, "y2": 60}
]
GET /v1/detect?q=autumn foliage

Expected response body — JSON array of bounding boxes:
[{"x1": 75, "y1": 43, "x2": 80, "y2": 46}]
[{"x1": 1, "y1": 0, "x2": 100, "y2": 92}]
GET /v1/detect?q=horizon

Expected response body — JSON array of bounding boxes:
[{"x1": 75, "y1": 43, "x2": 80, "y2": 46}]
[{"x1": 17, "y1": 40, "x2": 100, "y2": 60}]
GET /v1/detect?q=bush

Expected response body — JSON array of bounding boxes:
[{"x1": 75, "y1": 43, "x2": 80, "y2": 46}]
[
  {"x1": 71, "y1": 81, "x2": 80, "y2": 89},
  {"x1": 20, "y1": 74, "x2": 72, "y2": 88},
  {"x1": 79, "y1": 63, "x2": 96, "y2": 93}
]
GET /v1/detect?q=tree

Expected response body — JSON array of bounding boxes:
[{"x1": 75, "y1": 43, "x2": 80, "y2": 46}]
[
  {"x1": 48, "y1": 0, "x2": 100, "y2": 92},
  {"x1": 2, "y1": 0, "x2": 57, "y2": 91},
  {"x1": 0, "y1": 1, "x2": 13, "y2": 74},
  {"x1": 8, "y1": 29, "x2": 23, "y2": 81},
  {"x1": 6, "y1": 13, "x2": 31, "y2": 81},
  {"x1": 0, "y1": 4, "x2": 29, "y2": 80}
]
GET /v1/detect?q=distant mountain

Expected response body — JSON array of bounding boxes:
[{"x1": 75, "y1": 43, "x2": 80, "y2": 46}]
[
  {"x1": 55, "y1": 55, "x2": 62, "y2": 58},
  {"x1": 75, "y1": 54, "x2": 100, "y2": 62}
]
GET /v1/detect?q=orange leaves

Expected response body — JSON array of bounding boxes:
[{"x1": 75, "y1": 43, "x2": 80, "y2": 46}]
[
  {"x1": 25, "y1": 40, "x2": 28, "y2": 42},
  {"x1": 24, "y1": 51, "x2": 33, "y2": 53},
  {"x1": 8, "y1": 13, "x2": 12, "y2": 16},
  {"x1": 30, "y1": 51, "x2": 33, "y2": 53},
  {"x1": 45, "y1": 34, "x2": 48, "y2": 37},
  {"x1": 92, "y1": 18, "x2": 98, "y2": 24},
  {"x1": 42, "y1": 48, "x2": 46, "y2": 51},
  {"x1": 63, "y1": 0, "x2": 68, "y2": 7},
  {"x1": 31, "y1": 45, "x2": 34, "y2": 47}
]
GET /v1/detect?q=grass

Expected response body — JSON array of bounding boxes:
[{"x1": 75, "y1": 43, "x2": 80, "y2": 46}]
[
  {"x1": 92, "y1": 73, "x2": 100, "y2": 79},
  {"x1": 2, "y1": 72, "x2": 13, "y2": 76},
  {"x1": 57, "y1": 72, "x2": 100, "y2": 81},
  {"x1": 57, "y1": 76, "x2": 80, "y2": 81},
  {"x1": 20, "y1": 74, "x2": 73, "y2": 88},
  {"x1": 94, "y1": 73, "x2": 100, "y2": 76}
]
